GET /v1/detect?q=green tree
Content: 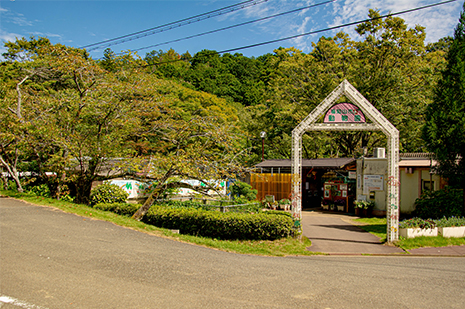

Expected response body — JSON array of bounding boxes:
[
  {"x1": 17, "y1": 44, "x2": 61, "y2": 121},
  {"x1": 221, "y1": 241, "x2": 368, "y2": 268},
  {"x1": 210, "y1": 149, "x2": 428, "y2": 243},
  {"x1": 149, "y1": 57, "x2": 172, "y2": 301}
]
[
  {"x1": 250, "y1": 10, "x2": 445, "y2": 161},
  {"x1": 144, "y1": 48, "x2": 190, "y2": 80},
  {"x1": 423, "y1": 2, "x2": 465, "y2": 214},
  {"x1": 129, "y1": 76, "x2": 247, "y2": 220},
  {"x1": 1, "y1": 37, "x2": 140, "y2": 202},
  {"x1": 0, "y1": 37, "x2": 58, "y2": 192}
]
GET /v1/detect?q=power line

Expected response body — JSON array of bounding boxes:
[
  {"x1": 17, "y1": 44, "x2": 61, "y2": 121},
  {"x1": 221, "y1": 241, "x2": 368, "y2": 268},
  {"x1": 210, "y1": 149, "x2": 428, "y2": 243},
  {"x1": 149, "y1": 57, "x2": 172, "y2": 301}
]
[
  {"x1": 216, "y1": 0, "x2": 458, "y2": 54},
  {"x1": 128, "y1": 0, "x2": 335, "y2": 55},
  {"x1": 81, "y1": 0, "x2": 269, "y2": 51},
  {"x1": 140, "y1": 0, "x2": 457, "y2": 67}
]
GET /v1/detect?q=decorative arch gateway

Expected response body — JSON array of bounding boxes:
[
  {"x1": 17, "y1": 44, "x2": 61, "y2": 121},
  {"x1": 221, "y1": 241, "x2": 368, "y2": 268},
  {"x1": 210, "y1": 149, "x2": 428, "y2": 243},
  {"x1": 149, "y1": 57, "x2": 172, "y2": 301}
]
[{"x1": 291, "y1": 80, "x2": 400, "y2": 243}]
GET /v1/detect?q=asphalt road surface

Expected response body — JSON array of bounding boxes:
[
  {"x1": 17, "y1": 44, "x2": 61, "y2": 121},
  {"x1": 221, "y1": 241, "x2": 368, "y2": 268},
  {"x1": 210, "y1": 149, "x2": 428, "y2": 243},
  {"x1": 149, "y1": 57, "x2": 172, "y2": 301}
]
[{"x1": 1, "y1": 197, "x2": 464, "y2": 309}]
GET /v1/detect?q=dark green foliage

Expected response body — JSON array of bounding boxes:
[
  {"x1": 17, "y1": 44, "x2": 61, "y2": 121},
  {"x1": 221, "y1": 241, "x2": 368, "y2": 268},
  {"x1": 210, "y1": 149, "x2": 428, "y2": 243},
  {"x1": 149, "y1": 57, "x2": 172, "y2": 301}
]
[
  {"x1": 413, "y1": 188, "x2": 463, "y2": 219},
  {"x1": 142, "y1": 206, "x2": 293, "y2": 240},
  {"x1": 229, "y1": 180, "x2": 257, "y2": 201},
  {"x1": 423, "y1": 3, "x2": 465, "y2": 197},
  {"x1": 90, "y1": 183, "x2": 129, "y2": 206},
  {"x1": 93, "y1": 203, "x2": 140, "y2": 217},
  {"x1": 93, "y1": 200, "x2": 291, "y2": 239}
]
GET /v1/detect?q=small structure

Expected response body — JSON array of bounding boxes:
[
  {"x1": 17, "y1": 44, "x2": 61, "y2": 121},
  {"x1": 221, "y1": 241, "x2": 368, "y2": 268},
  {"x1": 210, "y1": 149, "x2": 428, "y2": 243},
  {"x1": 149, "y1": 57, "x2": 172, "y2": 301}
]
[{"x1": 252, "y1": 158, "x2": 356, "y2": 210}]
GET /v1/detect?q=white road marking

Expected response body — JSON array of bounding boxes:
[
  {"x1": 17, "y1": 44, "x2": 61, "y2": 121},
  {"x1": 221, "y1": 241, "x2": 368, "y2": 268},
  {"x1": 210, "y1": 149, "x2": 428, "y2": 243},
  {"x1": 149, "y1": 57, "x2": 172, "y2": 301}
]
[{"x1": 0, "y1": 296, "x2": 48, "y2": 309}]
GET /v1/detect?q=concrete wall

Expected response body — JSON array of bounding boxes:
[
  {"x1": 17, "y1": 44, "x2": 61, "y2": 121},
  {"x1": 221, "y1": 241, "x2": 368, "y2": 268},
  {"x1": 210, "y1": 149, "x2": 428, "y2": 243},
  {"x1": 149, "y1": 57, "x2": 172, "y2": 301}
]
[
  {"x1": 399, "y1": 168, "x2": 441, "y2": 214},
  {"x1": 356, "y1": 159, "x2": 443, "y2": 215},
  {"x1": 356, "y1": 158, "x2": 387, "y2": 215}
]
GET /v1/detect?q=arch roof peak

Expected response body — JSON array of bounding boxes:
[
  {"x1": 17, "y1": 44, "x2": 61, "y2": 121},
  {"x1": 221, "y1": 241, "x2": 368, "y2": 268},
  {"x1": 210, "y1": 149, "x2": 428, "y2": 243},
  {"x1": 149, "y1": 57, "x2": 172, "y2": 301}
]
[{"x1": 293, "y1": 79, "x2": 398, "y2": 137}]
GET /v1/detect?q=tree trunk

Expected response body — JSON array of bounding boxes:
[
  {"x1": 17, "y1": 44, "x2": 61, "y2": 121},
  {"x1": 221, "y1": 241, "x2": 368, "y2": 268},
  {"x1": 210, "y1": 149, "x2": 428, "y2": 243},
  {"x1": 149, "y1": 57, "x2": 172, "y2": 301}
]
[
  {"x1": 0, "y1": 155, "x2": 23, "y2": 192},
  {"x1": 74, "y1": 176, "x2": 93, "y2": 205},
  {"x1": 1, "y1": 173, "x2": 7, "y2": 190},
  {"x1": 132, "y1": 186, "x2": 163, "y2": 221}
]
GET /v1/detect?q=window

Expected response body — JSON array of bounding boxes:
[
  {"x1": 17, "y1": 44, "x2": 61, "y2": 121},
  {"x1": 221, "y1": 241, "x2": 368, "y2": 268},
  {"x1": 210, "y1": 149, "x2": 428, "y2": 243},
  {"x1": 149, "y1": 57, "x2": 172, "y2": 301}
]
[{"x1": 422, "y1": 180, "x2": 434, "y2": 194}]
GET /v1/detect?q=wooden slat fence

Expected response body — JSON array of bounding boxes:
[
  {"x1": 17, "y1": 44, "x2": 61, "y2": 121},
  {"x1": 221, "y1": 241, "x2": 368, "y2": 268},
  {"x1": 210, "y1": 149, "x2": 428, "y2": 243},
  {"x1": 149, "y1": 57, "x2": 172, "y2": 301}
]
[{"x1": 251, "y1": 173, "x2": 292, "y2": 202}]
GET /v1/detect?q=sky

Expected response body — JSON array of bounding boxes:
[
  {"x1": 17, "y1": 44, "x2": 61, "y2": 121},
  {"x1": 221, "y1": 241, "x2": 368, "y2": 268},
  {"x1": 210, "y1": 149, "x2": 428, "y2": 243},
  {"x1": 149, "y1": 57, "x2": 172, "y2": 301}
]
[{"x1": 0, "y1": 0, "x2": 462, "y2": 60}]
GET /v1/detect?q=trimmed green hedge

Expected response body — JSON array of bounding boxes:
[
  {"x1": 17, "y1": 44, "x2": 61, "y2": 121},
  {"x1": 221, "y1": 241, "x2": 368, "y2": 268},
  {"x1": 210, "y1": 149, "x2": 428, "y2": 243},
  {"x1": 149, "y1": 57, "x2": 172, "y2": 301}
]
[
  {"x1": 93, "y1": 203, "x2": 140, "y2": 217},
  {"x1": 93, "y1": 203, "x2": 293, "y2": 240},
  {"x1": 142, "y1": 206, "x2": 293, "y2": 240}
]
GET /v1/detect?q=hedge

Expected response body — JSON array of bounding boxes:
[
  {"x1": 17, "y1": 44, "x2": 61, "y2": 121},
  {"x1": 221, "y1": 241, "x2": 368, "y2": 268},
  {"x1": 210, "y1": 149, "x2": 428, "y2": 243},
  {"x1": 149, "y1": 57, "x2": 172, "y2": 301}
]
[
  {"x1": 93, "y1": 203, "x2": 140, "y2": 217},
  {"x1": 142, "y1": 206, "x2": 293, "y2": 240},
  {"x1": 93, "y1": 203, "x2": 293, "y2": 240}
]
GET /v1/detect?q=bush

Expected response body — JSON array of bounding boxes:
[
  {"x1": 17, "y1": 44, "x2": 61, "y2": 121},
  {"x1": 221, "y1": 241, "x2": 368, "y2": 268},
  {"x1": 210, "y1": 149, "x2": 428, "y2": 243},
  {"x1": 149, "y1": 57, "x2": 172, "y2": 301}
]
[
  {"x1": 27, "y1": 184, "x2": 51, "y2": 197},
  {"x1": 399, "y1": 217, "x2": 436, "y2": 229},
  {"x1": 262, "y1": 210, "x2": 293, "y2": 218},
  {"x1": 93, "y1": 203, "x2": 140, "y2": 217},
  {"x1": 229, "y1": 181, "x2": 257, "y2": 201},
  {"x1": 90, "y1": 183, "x2": 129, "y2": 205},
  {"x1": 142, "y1": 206, "x2": 293, "y2": 240},
  {"x1": 354, "y1": 200, "x2": 375, "y2": 209},
  {"x1": 434, "y1": 216, "x2": 465, "y2": 227},
  {"x1": 413, "y1": 187, "x2": 462, "y2": 219}
]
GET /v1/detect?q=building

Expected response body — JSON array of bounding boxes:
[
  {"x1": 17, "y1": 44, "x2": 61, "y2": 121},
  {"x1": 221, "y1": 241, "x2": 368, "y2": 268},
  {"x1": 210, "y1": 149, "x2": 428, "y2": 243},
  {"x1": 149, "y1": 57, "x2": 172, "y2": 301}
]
[{"x1": 251, "y1": 152, "x2": 445, "y2": 215}]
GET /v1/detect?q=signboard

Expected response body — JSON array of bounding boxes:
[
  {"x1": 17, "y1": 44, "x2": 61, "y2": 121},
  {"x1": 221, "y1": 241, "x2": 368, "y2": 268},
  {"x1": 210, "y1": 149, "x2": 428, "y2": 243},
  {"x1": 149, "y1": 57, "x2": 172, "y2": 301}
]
[
  {"x1": 363, "y1": 175, "x2": 384, "y2": 194},
  {"x1": 324, "y1": 103, "x2": 365, "y2": 123}
]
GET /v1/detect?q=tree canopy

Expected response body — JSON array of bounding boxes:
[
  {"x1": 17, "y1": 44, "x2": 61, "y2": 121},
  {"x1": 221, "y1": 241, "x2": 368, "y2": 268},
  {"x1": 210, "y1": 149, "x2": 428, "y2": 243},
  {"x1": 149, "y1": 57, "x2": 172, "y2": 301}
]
[
  {"x1": 1, "y1": 8, "x2": 455, "y2": 215},
  {"x1": 423, "y1": 2, "x2": 465, "y2": 213}
]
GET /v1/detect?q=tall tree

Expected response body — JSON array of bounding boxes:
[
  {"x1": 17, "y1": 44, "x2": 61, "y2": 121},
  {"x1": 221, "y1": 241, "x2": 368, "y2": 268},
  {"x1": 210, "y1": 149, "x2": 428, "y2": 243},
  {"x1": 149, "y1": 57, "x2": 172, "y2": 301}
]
[
  {"x1": 129, "y1": 76, "x2": 246, "y2": 220},
  {"x1": 423, "y1": 2, "x2": 465, "y2": 214}
]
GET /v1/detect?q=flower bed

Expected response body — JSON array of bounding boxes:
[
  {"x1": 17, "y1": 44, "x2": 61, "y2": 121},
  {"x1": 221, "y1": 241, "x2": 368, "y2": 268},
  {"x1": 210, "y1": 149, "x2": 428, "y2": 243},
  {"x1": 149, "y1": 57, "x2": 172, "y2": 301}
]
[
  {"x1": 399, "y1": 217, "x2": 465, "y2": 239},
  {"x1": 435, "y1": 217, "x2": 465, "y2": 238},
  {"x1": 399, "y1": 218, "x2": 437, "y2": 238}
]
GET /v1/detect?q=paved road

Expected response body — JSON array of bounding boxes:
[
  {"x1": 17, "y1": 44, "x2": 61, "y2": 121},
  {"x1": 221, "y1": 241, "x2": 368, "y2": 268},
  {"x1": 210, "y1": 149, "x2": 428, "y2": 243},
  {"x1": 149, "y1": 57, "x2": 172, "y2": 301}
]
[{"x1": 1, "y1": 197, "x2": 465, "y2": 309}]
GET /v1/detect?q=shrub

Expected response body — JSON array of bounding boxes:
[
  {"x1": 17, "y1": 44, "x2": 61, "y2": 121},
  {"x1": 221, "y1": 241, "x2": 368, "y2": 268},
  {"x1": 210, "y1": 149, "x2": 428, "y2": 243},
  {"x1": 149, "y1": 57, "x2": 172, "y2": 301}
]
[
  {"x1": 262, "y1": 210, "x2": 293, "y2": 218},
  {"x1": 354, "y1": 200, "x2": 375, "y2": 209},
  {"x1": 229, "y1": 181, "x2": 257, "y2": 201},
  {"x1": 399, "y1": 217, "x2": 436, "y2": 229},
  {"x1": 28, "y1": 184, "x2": 51, "y2": 197},
  {"x1": 413, "y1": 187, "x2": 462, "y2": 219},
  {"x1": 434, "y1": 216, "x2": 465, "y2": 227},
  {"x1": 93, "y1": 203, "x2": 140, "y2": 216},
  {"x1": 90, "y1": 183, "x2": 129, "y2": 205},
  {"x1": 142, "y1": 206, "x2": 293, "y2": 240}
]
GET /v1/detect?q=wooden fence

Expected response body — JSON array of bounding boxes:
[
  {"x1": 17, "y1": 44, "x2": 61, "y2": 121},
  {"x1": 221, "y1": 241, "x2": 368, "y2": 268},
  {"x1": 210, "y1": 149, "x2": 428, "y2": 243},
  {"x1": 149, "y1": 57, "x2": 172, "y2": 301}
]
[{"x1": 250, "y1": 173, "x2": 292, "y2": 202}]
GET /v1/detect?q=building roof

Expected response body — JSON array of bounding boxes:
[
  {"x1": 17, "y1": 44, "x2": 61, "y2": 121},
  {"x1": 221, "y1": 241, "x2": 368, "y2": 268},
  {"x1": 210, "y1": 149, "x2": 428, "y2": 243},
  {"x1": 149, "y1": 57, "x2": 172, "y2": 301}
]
[
  {"x1": 255, "y1": 158, "x2": 356, "y2": 169},
  {"x1": 399, "y1": 160, "x2": 437, "y2": 167},
  {"x1": 399, "y1": 153, "x2": 433, "y2": 159}
]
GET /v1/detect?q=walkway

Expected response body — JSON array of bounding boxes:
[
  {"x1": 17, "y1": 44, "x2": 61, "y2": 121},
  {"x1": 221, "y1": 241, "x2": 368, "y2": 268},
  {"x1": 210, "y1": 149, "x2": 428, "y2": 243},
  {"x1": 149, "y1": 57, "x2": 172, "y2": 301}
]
[
  {"x1": 301, "y1": 209, "x2": 465, "y2": 256},
  {"x1": 301, "y1": 209, "x2": 405, "y2": 255}
]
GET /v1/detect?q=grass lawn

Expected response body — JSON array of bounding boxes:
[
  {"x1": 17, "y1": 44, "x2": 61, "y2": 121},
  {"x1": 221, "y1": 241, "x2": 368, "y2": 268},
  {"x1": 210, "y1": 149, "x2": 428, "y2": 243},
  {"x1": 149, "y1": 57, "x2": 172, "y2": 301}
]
[
  {"x1": 352, "y1": 217, "x2": 465, "y2": 250},
  {"x1": 0, "y1": 190, "x2": 317, "y2": 257}
]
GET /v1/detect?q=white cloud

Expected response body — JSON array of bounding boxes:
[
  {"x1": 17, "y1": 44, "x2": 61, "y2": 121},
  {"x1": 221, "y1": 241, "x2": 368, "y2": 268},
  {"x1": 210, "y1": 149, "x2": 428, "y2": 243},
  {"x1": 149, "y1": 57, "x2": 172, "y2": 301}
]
[
  {"x1": 0, "y1": 29, "x2": 22, "y2": 43},
  {"x1": 331, "y1": 0, "x2": 461, "y2": 43},
  {"x1": 224, "y1": 0, "x2": 460, "y2": 53},
  {"x1": 1, "y1": 6, "x2": 34, "y2": 26}
]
